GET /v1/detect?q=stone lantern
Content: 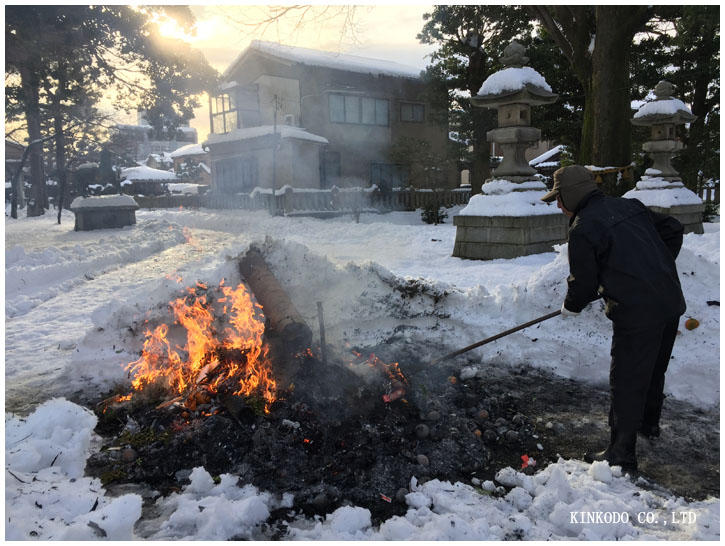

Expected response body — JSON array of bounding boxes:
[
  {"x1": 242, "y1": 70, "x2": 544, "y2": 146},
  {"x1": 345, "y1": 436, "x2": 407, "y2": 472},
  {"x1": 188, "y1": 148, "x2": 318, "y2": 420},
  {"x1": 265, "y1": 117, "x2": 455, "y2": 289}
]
[
  {"x1": 624, "y1": 80, "x2": 704, "y2": 233},
  {"x1": 452, "y1": 41, "x2": 567, "y2": 260}
]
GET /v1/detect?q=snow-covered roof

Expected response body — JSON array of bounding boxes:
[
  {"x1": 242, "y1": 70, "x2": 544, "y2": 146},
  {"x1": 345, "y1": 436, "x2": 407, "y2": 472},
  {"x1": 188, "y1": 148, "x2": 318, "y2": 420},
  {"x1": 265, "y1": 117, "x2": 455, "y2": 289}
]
[
  {"x1": 75, "y1": 162, "x2": 99, "y2": 170},
  {"x1": 169, "y1": 143, "x2": 207, "y2": 159},
  {"x1": 478, "y1": 67, "x2": 552, "y2": 96},
  {"x1": 176, "y1": 126, "x2": 197, "y2": 134},
  {"x1": 70, "y1": 194, "x2": 139, "y2": 209},
  {"x1": 121, "y1": 165, "x2": 178, "y2": 182},
  {"x1": 224, "y1": 40, "x2": 422, "y2": 80},
  {"x1": 633, "y1": 97, "x2": 692, "y2": 119},
  {"x1": 529, "y1": 145, "x2": 565, "y2": 167},
  {"x1": 204, "y1": 125, "x2": 329, "y2": 146}
]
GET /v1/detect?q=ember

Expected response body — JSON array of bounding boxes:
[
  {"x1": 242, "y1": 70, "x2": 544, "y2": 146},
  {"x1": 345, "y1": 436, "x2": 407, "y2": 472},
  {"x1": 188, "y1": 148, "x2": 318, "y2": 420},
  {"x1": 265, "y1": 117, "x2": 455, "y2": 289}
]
[{"x1": 125, "y1": 280, "x2": 277, "y2": 413}]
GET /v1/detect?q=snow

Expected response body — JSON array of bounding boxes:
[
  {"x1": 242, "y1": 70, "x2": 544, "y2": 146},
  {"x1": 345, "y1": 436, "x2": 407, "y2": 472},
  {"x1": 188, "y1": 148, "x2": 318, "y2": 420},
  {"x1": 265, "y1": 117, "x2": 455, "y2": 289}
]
[
  {"x1": 168, "y1": 143, "x2": 206, "y2": 158},
  {"x1": 121, "y1": 165, "x2": 178, "y2": 182},
  {"x1": 226, "y1": 40, "x2": 422, "y2": 80},
  {"x1": 69, "y1": 194, "x2": 139, "y2": 209},
  {"x1": 634, "y1": 97, "x2": 692, "y2": 119},
  {"x1": 458, "y1": 182, "x2": 558, "y2": 216},
  {"x1": 204, "y1": 125, "x2": 328, "y2": 146},
  {"x1": 624, "y1": 177, "x2": 704, "y2": 207},
  {"x1": 478, "y1": 67, "x2": 552, "y2": 96},
  {"x1": 167, "y1": 183, "x2": 204, "y2": 195},
  {"x1": 529, "y1": 144, "x2": 565, "y2": 166},
  {"x1": 4, "y1": 207, "x2": 720, "y2": 540}
]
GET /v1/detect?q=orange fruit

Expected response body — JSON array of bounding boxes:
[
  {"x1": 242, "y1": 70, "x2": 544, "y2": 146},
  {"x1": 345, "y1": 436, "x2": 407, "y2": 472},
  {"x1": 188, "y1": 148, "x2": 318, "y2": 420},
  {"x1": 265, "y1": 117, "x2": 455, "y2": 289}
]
[{"x1": 685, "y1": 318, "x2": 700, "y2": 330}]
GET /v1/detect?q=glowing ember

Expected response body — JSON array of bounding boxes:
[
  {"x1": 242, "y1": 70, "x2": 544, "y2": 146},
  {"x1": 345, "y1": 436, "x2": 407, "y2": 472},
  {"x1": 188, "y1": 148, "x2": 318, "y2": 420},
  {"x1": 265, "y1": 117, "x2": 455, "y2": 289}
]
[{"x1": 125, "y1": 280, "x2": 277, "y2": 413}]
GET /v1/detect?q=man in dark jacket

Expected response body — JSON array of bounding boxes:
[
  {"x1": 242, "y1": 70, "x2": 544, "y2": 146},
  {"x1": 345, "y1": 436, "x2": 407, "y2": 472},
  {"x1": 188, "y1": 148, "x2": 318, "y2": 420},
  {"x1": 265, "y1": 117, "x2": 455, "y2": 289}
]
[{"x1": 542, "y1": 165, "x2": 686, "y2": 473}]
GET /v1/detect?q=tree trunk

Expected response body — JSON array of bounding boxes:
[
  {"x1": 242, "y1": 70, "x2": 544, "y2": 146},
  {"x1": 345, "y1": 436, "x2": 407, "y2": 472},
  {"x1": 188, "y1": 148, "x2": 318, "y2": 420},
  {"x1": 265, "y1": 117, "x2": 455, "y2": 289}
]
[
  {"x1": 53, "y1": 104, "x2": 68, "y2": 224},
  {"x1": 589, "y1": 7, "x2": 635, "y2": 167},
  {"x1": 20, "y1": 65, "x2": 47, "y2": 217}
]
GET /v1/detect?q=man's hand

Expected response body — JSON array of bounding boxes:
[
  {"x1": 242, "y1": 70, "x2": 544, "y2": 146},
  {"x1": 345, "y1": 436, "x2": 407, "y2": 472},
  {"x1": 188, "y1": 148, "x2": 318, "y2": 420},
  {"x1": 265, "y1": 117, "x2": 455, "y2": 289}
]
[{"x1": 560, "y1": 302, "x2": 580, "y2": 317}]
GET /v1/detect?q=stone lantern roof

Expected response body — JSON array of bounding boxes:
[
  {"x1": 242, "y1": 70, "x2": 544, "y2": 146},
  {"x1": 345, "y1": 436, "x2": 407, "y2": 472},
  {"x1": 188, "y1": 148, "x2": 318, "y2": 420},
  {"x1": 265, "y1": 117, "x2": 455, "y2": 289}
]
[
  {"x1": 471, "y1": 41, "x2": 558, "y2": 108},
  {"x1": 632, "y1": 80, "x2": 696, "y2": 126}
]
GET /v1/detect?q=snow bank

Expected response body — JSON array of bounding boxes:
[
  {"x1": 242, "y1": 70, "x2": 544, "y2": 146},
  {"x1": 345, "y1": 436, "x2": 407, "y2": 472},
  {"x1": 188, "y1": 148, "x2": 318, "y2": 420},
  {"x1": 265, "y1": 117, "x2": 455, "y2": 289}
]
[
  {"x1": 478, "y1": 66, "x2": 552, "y2": 96},
  {"x1": 5, "y1": 399, "x2": 143, "y2": 540},
  {"x1": 288, "y1": 460, "x2": 718, "y2": 540}
]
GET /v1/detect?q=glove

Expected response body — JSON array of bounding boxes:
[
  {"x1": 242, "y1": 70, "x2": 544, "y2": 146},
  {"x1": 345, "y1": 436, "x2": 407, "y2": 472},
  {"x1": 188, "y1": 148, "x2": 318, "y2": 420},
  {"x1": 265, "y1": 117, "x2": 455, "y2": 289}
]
[{"x1": 560, "y1": 302, "x2": 580, "y2": 317}]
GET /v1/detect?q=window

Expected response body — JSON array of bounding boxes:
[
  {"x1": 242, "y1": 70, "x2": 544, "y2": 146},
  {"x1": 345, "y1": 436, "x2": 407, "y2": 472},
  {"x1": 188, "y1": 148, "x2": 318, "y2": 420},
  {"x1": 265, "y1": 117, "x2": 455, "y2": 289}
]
[
  {"x1": 329, "y1": 93, "x2": 388, "y2": 126},
  {"x1": 211, "y1": 92, "x2": 241, "y2": 134},
  {"x1": 215, "y1": 157, "x2": 258, "y2": 193},
  {"x1": 371, "y1": 163, "x2": 409, "y2": 191},
  {"x1": 400, "y1": 102, "x2": 425, "y2": 123}
]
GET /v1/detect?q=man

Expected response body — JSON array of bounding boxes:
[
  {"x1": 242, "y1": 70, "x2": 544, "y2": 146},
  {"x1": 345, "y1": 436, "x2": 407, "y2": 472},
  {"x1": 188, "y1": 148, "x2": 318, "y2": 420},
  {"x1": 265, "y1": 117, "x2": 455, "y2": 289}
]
[{"x1": 542, "y1": 165, "x2": 685, "y2": 473}]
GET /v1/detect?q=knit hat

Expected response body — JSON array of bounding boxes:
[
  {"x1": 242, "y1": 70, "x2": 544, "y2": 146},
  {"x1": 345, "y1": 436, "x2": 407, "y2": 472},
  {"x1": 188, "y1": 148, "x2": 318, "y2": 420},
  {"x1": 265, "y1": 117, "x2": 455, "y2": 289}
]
[{"x1": 541, "y1": 165, "x2": 598, "y2": 211}]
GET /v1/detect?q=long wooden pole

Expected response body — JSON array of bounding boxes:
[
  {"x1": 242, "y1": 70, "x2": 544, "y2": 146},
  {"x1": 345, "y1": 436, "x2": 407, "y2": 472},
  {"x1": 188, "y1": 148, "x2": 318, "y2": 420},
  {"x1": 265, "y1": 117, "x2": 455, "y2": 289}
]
[{"x1": 429, "y1": 310, "x2": 562, "y2": 366}]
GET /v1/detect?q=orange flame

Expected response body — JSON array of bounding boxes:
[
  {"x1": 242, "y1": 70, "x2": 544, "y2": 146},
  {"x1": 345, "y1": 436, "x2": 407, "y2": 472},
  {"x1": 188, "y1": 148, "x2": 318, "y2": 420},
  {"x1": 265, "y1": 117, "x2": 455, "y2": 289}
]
[{"x1": 125, "y1": 281, "x2": 277, "y2": 412}]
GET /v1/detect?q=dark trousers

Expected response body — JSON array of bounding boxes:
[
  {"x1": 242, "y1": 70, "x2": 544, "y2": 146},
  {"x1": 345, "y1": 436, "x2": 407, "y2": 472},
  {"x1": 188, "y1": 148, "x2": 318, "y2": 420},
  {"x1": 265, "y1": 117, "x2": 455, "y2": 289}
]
[{"x1": 609, "y1": 316, "x2": 680, "y2": 439}]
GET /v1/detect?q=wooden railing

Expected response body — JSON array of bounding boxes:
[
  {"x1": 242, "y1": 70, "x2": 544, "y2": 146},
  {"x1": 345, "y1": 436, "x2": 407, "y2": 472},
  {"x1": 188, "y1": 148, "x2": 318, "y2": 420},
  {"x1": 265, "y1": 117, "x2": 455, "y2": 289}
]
[
  {"x1": 136, "y1": 186, "x2": 472, "y2": 214},
  {"x1": 698, "y1": 186, "x2": 719, "y2": 204}
]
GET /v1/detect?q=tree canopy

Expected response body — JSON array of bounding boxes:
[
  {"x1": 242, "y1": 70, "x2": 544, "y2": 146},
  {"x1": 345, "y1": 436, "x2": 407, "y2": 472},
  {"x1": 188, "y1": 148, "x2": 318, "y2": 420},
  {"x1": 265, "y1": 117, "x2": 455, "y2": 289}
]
[
  {"x1": 419, "y1": 5, "x2": 719, "y2": 193},
  {"x1": 5, "y1": 5, "x2": 218, "y2": 218}
]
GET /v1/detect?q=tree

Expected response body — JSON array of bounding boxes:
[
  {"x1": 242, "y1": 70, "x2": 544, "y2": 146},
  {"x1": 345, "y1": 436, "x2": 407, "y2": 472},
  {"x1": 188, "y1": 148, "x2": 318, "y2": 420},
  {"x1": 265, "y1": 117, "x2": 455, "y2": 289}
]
[
  {"x1": 418, "y1": 5, "x2": 534, "y2": 193},
  {"x1": 5, "y1": 6, "x2": 218, "y2": 221},
  {"x1": 529, "y1": 6, "x2": 655, "y2": 167}
]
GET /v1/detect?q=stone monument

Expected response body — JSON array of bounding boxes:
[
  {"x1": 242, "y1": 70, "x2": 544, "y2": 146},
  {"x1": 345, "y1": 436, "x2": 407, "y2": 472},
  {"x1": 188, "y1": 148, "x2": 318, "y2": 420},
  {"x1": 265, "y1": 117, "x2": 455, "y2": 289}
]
[
  {"x1": 625, "y1": 80, "x2": 704, "y2": 234},
  {"x1": 70, "y1": 194, "x2": 140, "y2": 231},
  {"x1": 453, "y1": 41, "x2": 567, "y2": 260}
]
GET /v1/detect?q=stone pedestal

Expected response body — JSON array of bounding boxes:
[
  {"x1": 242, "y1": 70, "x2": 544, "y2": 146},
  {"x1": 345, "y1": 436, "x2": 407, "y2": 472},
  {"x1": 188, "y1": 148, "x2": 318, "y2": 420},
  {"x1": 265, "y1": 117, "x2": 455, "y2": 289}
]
[
  {"x1": 70, "y1": 195, "x2": 139, "y2": 231},
  {"x1": 647, "y1": 203, "x2": 705, "y2": 235},
  {"x1": 453, "y1": 212, "x2": 568, "y2": 259}
]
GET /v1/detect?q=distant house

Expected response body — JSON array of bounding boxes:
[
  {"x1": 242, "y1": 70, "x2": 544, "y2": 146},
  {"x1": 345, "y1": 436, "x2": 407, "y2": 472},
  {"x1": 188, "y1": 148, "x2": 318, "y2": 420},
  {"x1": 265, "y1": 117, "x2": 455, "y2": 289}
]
[
  {"x1": 112, "y1": 111, "x2": 198, "y2": 164},
  {"x1": 120, "y1": 165, "x2": 178, "y2": 196},
  {"x1": 204, "y1": 40, "x2": 455, "y2": 195},
  {"x1": 168, "y1": 143, "x2": 211, "y2": 186},
  {"x1": 529, "y1": 144, "x2": 565, "y2": 181}
]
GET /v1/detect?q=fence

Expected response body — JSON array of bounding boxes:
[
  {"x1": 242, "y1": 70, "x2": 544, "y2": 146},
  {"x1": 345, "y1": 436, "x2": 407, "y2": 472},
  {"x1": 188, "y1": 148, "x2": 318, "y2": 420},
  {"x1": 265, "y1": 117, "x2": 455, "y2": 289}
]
[
  {"x1": 698, "y1": 186, "x2": 719, "y2": 204},
  {"x1": 136, "y1": 186, "x2": 472, "y2": 215}
]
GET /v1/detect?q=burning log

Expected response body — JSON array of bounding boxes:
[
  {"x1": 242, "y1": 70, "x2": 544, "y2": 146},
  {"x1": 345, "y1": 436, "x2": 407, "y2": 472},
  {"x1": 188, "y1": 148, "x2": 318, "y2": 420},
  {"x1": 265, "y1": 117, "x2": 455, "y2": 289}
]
[{"x1": 238, "y1": 248, "x2": 313, "y2": 385}]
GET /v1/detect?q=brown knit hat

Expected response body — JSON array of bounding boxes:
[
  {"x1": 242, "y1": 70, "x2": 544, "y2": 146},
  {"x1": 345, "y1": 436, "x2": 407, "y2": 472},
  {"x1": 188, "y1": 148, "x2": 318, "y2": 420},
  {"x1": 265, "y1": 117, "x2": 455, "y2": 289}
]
[{"x1": 541, "y1": 165, "x2": 598, "y2": 211}]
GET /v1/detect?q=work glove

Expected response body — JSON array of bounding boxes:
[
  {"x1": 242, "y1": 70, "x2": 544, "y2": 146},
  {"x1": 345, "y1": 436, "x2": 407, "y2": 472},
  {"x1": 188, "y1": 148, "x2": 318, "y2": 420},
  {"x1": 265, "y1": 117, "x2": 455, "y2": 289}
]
[{"x1": 560, "y1": 302, "x2": 580, "y2": 317}]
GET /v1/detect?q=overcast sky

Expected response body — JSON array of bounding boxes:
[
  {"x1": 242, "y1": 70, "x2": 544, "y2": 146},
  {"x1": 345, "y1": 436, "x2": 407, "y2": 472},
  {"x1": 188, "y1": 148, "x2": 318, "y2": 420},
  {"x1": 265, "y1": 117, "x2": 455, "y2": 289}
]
[{"x1": 180, "y1": 5, "x2": 437, "y2": 141}]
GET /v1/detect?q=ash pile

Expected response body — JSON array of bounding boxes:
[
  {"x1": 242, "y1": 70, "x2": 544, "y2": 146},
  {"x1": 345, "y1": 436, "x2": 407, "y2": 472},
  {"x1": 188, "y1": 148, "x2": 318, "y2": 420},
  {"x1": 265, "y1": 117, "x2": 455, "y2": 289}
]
[{"x1": 87, "y1": 248, "x2": 544, "y2": 524}]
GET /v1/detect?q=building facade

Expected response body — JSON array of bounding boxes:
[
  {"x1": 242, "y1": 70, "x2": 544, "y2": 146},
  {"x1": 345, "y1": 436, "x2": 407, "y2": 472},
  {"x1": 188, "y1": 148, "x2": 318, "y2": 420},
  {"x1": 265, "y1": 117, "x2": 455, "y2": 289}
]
[{"x1": 204, "y1": 41, "x2": 455, "y2": 194}]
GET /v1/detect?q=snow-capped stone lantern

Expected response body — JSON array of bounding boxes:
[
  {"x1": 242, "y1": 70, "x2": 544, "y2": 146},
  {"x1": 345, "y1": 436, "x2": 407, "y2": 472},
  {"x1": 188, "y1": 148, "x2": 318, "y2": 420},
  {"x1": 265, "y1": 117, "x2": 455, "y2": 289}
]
[
  {"x1": 452, "y1": 41, "x2": 567, "y2": 260},
  {"x1": 624, "y1": 80, "x2": 704, "y2": 234}
]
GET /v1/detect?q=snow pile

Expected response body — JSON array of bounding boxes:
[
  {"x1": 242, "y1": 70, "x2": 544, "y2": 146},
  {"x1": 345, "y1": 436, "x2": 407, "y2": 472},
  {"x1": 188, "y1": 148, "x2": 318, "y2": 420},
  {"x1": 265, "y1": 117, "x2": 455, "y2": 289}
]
[
  {"x1": 145, "y1": 468, "x2": 287, "y2": 540},
  {"x1": 5, "y1": 399, "x2": 143, "y2": 540},
  {"x1": 478, "y1": 66, "x2": 552, "y2": 96},
  {"x1": 624, "y1": 177, "x2": 703, "y2": 207},
  {"x1": 634, "y1": 97, "x2": 692, "y2": 119},
  {"x1": 121, "y1": 165, "x2": 178, "y2": 181},
  {"x1": 204, "y1": 125, "x2": 328, "y2": 146},
  {"x1": 458, "y1": 186, "x2": 558, "y2": 216},
  {"x1": 288, "y1": 460, "x2": 719, "y2": 540},
  {"x1": 480, "y1": 179, "x2": 547, "y2": 195},
  {"x1": 69, "y1": 194, "x2": 138, "y2": 209}
]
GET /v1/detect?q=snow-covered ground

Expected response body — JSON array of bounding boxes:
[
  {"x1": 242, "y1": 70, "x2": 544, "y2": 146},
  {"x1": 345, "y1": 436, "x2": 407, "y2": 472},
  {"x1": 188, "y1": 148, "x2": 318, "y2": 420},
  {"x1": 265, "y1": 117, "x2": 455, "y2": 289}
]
[{"x1": 5, "y1": 207, "x2": 720, "y2": 540}]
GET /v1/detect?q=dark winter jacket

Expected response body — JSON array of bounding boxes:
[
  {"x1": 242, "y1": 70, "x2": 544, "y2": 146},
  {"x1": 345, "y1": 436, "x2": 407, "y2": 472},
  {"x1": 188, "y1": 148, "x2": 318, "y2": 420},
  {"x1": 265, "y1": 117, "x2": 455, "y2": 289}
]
[{"x1": 564, "y1": 190, "x2": 686, "y2": 327}]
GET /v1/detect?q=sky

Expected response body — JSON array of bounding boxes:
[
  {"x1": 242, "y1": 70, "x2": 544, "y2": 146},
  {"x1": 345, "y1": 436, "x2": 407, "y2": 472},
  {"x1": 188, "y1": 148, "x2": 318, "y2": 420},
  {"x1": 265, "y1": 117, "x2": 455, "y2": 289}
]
[{"x1": 173, "y1": 5, "x2": 438, "y2": 142}]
